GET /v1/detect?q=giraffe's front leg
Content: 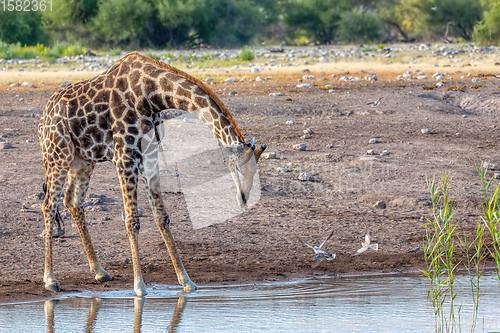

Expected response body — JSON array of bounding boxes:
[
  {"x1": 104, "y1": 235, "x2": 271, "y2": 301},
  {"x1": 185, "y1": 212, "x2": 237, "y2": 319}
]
[
  {"x1": 140, "y1": 163, "x2": 197, "y2": 292},
  {"x1": 116, "y1": 160, "x2": 148, "y2": 297}
]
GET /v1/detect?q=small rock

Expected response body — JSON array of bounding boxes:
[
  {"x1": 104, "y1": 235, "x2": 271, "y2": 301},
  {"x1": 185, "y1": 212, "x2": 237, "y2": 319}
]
[
  {"x1": 250, "y1": 67, "x2": 260, "y2": 73},
  {"x1": 224, "y1": 78, "x2": 236, "y2": 83},
  {"x1": 293, "y1": 143, "x2": 307, "y2": 151},
  {"x1": 494, "y1": 173, "x2": 500, "y2": 179},
  {"x1": 380, "y1": 150, "x2": 390, "y2": 156},
  {"x1": 436, "y1": 82, "x2": 445, "y2": 87},
  {"x1": 328, "y1": 89, "x2": 336, "y2": 93},
  {"x1": 21, "y1": 82, "x2": 36, "y2": 88},
  {"x1": 285, "y1": 120, "x2": 295, "y2": 125},
  {"x1": 239, "y1": 77, "x2": 247, "y2": 82},
  {"x1": 101, "y1": 216, "x2": 111, "y2": 221},
  {"x1": 298, "y1": 173, "x2": 317, "y2": 182},
  {"x1": 262, "y1": 152, "x2": 277, "y2": 159},
  {"x1": 9, "y1": 83, "x2": 20, "y2": 87},
  {"x1": 421, "y1": 128, "x2": 432, "y2": 134},
  {"x1": 0, "y1": 142, "x2": 13, "y2": 149},
  {"x1": 300, "y1": 135, "x2": 309, "y2": 139},
  {"x1": 483, "y1": 161, "x2": 500, "y2": 171},
  {"x1": 124, "y1": 258, "x2": 131, "y2": 264},
  {"x1": 269, "y1": 92, "x2": 284, "y2": 96},
  {"x1": 472, "y1": 78, "x2": 480, "y2": 83},
  {"x1": 324, "y1": 85, "x2": 334, "y2": 89},
  {"x1": 366, "y1": 149, "x2": 376, "y2": 155},
  {"x1": 368, "y1": 138, "x2": 378, "y2": 144},
  {"x1": 276, "y1": 167, "x2": 289, "y2": 173},
  {"x1": 416, "y1": 76, "x2": 428, "y2": 80},
  {"x1": 228, "y1": 91, "x2": 238, "y2": 96},
  {"x1": 327, "y1": 144, "x2": 334, "y2": 148},
  {"x1": 206, "y1": 78, "x2": 214, "y2": 83},
  {"x1": 302, "y1": 75, "x2": 316, "y2": 80},
  {"x1": 255, "y1": 77, "x2": 266, "y2": 82},
  {"x1": 60, "y1": 81, "x2": 72, "y2": 88},
  {"x1": 300, "y1": 69, "x2": 310, "y2": 74},
  {"x1": 303, "y1": 128, "x2": 314, "y2": 135},
  {"x1": 285, "y1": 98, "x2": 292, "y2": 102},
  {"x1": 296, "y1": 83, "x2": 312, "y2": 88},
  {"x1": 374, "y1": 201, "x2": 386, "y2": 209},
  {"x1": 318, "y1": 56, "x2": 329, "y2": 63}
]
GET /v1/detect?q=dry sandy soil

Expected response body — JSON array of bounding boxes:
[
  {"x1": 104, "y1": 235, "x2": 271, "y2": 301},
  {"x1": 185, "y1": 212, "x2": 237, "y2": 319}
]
[{"x1": 1, "y1": 54, "x2": 500, "y2": 304}]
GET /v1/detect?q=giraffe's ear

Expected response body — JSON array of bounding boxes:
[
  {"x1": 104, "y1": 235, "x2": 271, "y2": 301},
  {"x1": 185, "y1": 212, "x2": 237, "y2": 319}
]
[{"x1": 254, "y1": 144, "x2": 267, "y2": 162}]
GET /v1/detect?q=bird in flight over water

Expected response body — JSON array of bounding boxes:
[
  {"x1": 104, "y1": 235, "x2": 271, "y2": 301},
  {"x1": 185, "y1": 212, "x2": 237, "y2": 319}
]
[{"x1": 297, "y1": 229, "x2": 336, "y2": 268}]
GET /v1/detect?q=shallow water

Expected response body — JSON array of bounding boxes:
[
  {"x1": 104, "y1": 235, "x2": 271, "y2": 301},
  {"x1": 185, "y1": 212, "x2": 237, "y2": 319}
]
[{"x1": 1, "y1": 272, "x2": 499, "y2": 332}]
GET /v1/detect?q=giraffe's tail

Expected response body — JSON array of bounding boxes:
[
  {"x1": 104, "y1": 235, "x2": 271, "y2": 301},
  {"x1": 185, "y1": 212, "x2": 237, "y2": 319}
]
[{"x1": 42, "y1": 182, "x2": 65, "y2": 234}]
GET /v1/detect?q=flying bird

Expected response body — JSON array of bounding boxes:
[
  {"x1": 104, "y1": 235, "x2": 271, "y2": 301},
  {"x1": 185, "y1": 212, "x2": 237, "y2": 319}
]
[
  {"x1": 431, "y1": 7, "x2": 438, "y2": 11},
  {"x1": 351, "y1": 231, "x2": 378, "y2": 256},
  {"x1": 297, "y1": 229, "x2": 336, "y2": 268}
]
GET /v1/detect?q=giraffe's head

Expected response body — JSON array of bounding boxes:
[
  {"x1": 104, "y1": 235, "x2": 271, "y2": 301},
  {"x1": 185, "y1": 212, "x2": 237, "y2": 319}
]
[{"x1": 225, "y1": 138, "x2": 267, "y2": 208}]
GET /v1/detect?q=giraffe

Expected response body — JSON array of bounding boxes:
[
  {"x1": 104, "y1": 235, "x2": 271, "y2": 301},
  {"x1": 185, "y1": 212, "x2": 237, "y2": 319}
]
[{"x1": 38, "y1": 52, "x2": 267, "y2": 296}]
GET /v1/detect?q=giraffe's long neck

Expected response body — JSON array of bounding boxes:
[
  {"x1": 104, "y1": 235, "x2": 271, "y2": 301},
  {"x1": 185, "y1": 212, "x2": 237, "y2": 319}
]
[{"x1": 134, "y1": 65, "x2": 244, "y2": 147}]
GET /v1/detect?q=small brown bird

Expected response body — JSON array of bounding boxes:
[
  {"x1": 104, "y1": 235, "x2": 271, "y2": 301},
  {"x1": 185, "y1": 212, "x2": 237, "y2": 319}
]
[{"x1": 297, "y1": 229, "x2": 336, "y2": 268}]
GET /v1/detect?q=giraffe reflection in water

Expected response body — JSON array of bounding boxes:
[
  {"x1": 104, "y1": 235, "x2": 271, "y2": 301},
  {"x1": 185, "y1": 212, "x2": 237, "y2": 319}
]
[{"x1": 44, "y1": 296, "x2": 189, "y2": 333}]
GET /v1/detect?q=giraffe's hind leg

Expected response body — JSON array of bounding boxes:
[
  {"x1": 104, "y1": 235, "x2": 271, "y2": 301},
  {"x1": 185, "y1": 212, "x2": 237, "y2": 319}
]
[
  {"x1": 64, "y1": 156, "x2": 111, "y2": 283},
  {"x1": 42, "y1": 170, "x2": 69, "y2": 292},
  {"x1": 139, "y1": 160, "x2": 197, "y2": 292}
]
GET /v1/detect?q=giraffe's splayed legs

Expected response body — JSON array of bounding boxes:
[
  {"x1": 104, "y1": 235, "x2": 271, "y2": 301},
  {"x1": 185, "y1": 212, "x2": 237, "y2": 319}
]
[{"x1": 64, "y1": 156, "x2": 111, "y2": 283}]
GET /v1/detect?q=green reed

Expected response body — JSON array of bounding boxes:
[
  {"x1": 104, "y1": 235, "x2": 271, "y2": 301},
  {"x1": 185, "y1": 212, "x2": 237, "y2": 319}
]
[
  {"x1": 421, "y1": 172, "x2": 459, "y2": 332},
  {"x1": 477, "y1": 164, "x2": 500, "y2": 280}
]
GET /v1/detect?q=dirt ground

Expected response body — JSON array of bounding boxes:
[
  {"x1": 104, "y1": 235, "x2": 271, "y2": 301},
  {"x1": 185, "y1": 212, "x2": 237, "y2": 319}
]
[{"x1": 1, "y1": 56, "x2": 500, "y2": 304}]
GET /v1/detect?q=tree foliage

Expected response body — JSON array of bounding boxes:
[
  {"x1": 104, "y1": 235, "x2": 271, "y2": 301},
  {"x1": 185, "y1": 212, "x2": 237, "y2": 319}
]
[
  {"x1": 0, "y1": 11, "x2": 45, "y2": 45},
  {"x1": 283, "y1": 0, "x2": 350, "y2": 44},
  {"x1": 337, "y1": 7, "x2": 384, "y2": 43},
  {"x1": 473, "y1": 0, "x2": 500, "y2": 45},
  {"x1": 43, "y1": 0, "x2": 98, "y2": 41},
  {"x1": 0, "y1": 0, "x2": 499, "y2": 48},
  {"x1": 425, "y1": 0, "x2": 484, "y2": 40},
  {"x1": 91, "y1": 0, "x2": 160, "y2": 47}
]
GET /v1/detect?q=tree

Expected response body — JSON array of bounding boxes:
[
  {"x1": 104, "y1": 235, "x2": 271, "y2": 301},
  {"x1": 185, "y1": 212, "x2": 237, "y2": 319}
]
[
  {"x1": 337, "y1": 7, "x2": 384, "y2": 43},
  {"x1": 43, "y1": 0, "x2": 99, "y2": 41},
  {"x1": 426, "y1": 0, "x2": 483, "y2": 40},
  {"x1": 283, "y1": 0, "x2": 351, "y2": 44},
  {"x1": 91, "y1": 0, "x2": 160, "y2": 47},
  {"x1": 473, "y1": 0, "x2": 500, "y2": 45},
  {"x1": 0, "y1": 11, "x2": 45, "y2": 45},
  {"x1": 376, "y1": 0, "x2": 431, "y2": 42}
]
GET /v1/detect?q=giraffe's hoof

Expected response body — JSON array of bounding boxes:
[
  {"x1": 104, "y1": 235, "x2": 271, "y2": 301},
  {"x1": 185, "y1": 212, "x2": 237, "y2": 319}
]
[
  {"x1": 134, "y1": 281, "x2": 148, "y2": 297},
  {"x1": 95, "y1": 272, "x2": 112, "y2": 282},
  {"x1": 45, "y1": 281, "x2": 61, "y2": 292},
  {"x1": 183, "y1": 282, "x2": 198, "y2": 292}
]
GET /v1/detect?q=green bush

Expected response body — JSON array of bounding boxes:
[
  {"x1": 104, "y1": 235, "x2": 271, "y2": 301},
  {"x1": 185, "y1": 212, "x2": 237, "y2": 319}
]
[
  {"x1": 473, "y1": 2, "x2": 500, "y2": 45},
  {"x1": 109, "y1": 48, "x2": 123, "y2": 56},
  {"x1": 239, "y1": 47, "x2": 255, "y2": 61},
  {"x1": 0, "y1": 42, "x2": 47, "y2": 59}
]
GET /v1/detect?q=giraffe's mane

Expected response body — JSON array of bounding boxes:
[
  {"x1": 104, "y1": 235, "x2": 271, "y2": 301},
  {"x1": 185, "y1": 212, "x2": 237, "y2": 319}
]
[{"x1": 122, "y1": 52, "x2": 245, "y2": 143}]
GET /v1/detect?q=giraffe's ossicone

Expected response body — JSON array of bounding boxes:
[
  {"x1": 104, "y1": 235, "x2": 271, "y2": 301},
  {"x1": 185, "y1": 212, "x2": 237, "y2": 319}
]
[{"x1": 38, "y1": 52, "x2": 267, "y2": 296}]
